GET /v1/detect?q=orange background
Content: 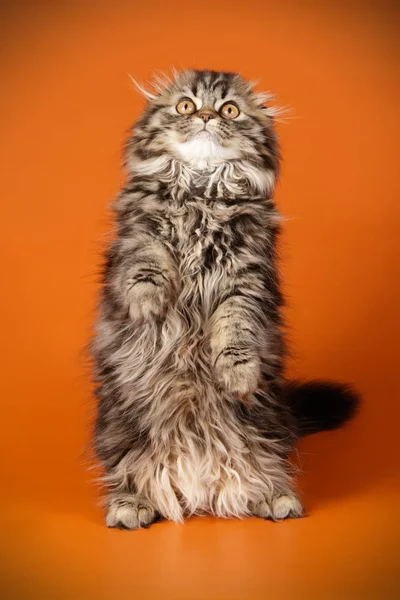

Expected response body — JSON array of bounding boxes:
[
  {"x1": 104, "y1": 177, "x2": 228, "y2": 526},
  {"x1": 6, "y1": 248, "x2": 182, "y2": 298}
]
[{"x1": 1, "y1": 1, "x2": 399, "y2": 598}]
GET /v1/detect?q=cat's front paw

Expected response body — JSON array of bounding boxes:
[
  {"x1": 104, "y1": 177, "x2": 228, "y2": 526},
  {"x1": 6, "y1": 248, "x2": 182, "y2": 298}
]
[
  {"x1": 127, "y1": 282, "x2": 168, "y2": 322},
  {"x1": 214, "y1": 352, "x2": 261, "y2": 398}
]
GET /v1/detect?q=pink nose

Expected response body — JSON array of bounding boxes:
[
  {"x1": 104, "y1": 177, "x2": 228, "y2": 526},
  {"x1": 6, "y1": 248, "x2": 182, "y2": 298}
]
[{"x1": 199, "y1": 112, "x2": 214, "y2": 123}]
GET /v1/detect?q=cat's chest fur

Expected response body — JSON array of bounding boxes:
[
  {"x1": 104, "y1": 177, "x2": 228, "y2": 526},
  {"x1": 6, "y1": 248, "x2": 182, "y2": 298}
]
[
  {"x1": 159, "y1": 194, "x2": 258, "y2": 276},
  {"x1": 165, "y1": 198, "x2": 228, "y2": 254}
]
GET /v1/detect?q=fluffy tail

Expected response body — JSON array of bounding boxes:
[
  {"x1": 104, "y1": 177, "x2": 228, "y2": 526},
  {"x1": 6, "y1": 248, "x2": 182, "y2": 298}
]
[{"x1": 286, "y1": 380, "x2": 360, "y2": 438}]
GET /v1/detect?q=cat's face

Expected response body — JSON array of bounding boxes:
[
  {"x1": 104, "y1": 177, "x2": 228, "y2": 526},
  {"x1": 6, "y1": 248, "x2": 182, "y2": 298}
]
[{"x1": 131, "y1": 70, "x2": 278, "y2": 172}]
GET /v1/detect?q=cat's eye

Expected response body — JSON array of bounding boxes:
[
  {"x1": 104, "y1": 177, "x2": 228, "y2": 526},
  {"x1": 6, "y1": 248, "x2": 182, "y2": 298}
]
[
  {"x1": 220, "y1": 102, "x2": 240, "y2": 120},
  {"x1": 176, "y1": 98, "x2": 196, "y2": 115}
]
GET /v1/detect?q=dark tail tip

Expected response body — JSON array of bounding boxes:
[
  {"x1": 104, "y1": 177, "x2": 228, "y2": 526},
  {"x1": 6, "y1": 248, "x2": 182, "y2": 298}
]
[{"x1": 286, "y1": 380, "x2": 361, "y2": 437}]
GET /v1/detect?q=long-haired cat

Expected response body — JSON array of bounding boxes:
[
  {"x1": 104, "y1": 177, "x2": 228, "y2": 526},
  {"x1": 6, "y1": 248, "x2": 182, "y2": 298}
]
[{"x1": 92, "y1": 69, "x2": 358, "y2": 529}]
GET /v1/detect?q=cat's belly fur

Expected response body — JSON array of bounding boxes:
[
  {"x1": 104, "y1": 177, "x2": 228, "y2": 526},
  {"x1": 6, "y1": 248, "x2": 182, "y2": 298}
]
[
  {"x1": 127, "y1": 377, "x2": 280, "y2": 522},
  {"x1": 113, "y1": 304, "x2": 285, "y2": 522}
]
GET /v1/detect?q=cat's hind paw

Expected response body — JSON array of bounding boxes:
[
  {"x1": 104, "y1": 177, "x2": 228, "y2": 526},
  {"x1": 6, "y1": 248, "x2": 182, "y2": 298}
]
[
  {"x1": 106, "y1": 494, "x2": 160, "y2": 530},
  {"x1": 250, "y1": 494, "x2": 303, "y2": 521}
]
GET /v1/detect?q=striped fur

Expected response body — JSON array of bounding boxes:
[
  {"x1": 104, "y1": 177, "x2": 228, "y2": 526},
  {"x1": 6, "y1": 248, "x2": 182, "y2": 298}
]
[{"x1": 93, "y1": 70, "x2": 303, "y2": 528}]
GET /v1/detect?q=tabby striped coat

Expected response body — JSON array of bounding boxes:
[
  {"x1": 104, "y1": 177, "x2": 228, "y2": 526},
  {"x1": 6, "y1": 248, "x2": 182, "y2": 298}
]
[{"x1": 93, "y1": 70, "x2": 303, "y2": 528}]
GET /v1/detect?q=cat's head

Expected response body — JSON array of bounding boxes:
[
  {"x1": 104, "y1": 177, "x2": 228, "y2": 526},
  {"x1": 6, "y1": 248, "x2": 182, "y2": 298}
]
[{"x1": 127, "y1": 70, "x2": 280, "y2": 180}]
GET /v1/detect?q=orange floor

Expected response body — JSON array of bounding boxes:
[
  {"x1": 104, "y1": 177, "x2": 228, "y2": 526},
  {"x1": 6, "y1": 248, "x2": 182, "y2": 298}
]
[{"x1": 1, "y1": 1, "x2": 399, "y2": 598}]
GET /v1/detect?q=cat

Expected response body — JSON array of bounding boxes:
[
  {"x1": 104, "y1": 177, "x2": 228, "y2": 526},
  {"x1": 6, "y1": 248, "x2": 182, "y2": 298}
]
[{"x1": 92, "y1": 69, "x2": 359, "y2": 529}]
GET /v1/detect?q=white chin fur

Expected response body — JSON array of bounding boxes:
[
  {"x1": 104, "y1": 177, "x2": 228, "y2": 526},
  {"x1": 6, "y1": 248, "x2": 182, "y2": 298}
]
[{"x1": 174, "y1": 132, "x2": 239, "y2": 169}]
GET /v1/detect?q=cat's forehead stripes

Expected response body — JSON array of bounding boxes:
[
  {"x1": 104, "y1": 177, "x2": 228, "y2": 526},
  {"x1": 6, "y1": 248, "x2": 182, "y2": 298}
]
[
  {"x1": 176, "y1": 70, "x2": 240, "y2": 94},
  {"x1": 188, "y1": 70, "x2": 235, "y2": 95}
]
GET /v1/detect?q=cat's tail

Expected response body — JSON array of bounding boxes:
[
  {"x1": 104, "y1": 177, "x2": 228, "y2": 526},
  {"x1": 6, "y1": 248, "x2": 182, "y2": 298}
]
[{"x1": 285, "y1": 380, "x2": 360, "y2": 438}]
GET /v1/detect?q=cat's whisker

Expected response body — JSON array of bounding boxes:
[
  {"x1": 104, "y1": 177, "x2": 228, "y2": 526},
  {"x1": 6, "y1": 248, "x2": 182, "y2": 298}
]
[{"x1": 128, "y1": 74, "x2": 157, "y2": 100}]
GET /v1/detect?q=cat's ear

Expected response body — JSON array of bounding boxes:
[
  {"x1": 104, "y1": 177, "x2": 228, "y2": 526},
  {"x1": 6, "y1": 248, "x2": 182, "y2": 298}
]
[
  {"x1": 253, "y1": 92, "x2": 274, "y2": 108},
  {"x1": 249, "y1": 81, "x2": 275, "y2": 110},
  {"x1": 250, "y1": 84, "x2": 288, "y2": 119}
]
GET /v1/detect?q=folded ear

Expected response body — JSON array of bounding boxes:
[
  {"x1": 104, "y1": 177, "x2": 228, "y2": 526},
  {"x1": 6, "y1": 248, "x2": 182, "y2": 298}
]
[
  {"x1": 253, "y1": 91, "x2": 275, "y2": 108},
  {"x1": 252, "y1": 89, "x2": 290, "y2": 120}
]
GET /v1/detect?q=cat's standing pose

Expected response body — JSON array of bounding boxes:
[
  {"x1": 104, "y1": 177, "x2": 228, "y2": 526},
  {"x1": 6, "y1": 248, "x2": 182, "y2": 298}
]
[{"x1": 92, "y1": 70, "x2": 358, "y2": 529}]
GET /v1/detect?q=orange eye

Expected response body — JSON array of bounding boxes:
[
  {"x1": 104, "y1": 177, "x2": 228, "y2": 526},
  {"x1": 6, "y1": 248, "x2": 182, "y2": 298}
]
[
  {"x1": 220, "y1": 102, "x2": 240, "y2": 119},
  {"x1": 176, "y1": 98, "x2": 196, "y2": 115}
]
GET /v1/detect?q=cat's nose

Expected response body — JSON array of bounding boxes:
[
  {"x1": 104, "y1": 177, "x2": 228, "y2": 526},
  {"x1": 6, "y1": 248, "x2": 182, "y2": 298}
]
[{"x1": 198, "y1": 111, "x2": 215, "y2": 123}]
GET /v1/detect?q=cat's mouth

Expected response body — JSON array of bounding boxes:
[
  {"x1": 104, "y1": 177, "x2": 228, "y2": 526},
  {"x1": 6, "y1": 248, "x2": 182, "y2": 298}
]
[
  {"x1": 194, "y1": 129, "x2": 215, "y2": 142},
  {"x1": 195, "y1": 129, "x2": 213, "y2": 138}
]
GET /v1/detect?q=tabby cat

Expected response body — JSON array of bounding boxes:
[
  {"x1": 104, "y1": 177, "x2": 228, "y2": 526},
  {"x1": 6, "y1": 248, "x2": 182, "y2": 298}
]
[{"x1": 92, "y1": 69, "x2": 358, "y2": 529}]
